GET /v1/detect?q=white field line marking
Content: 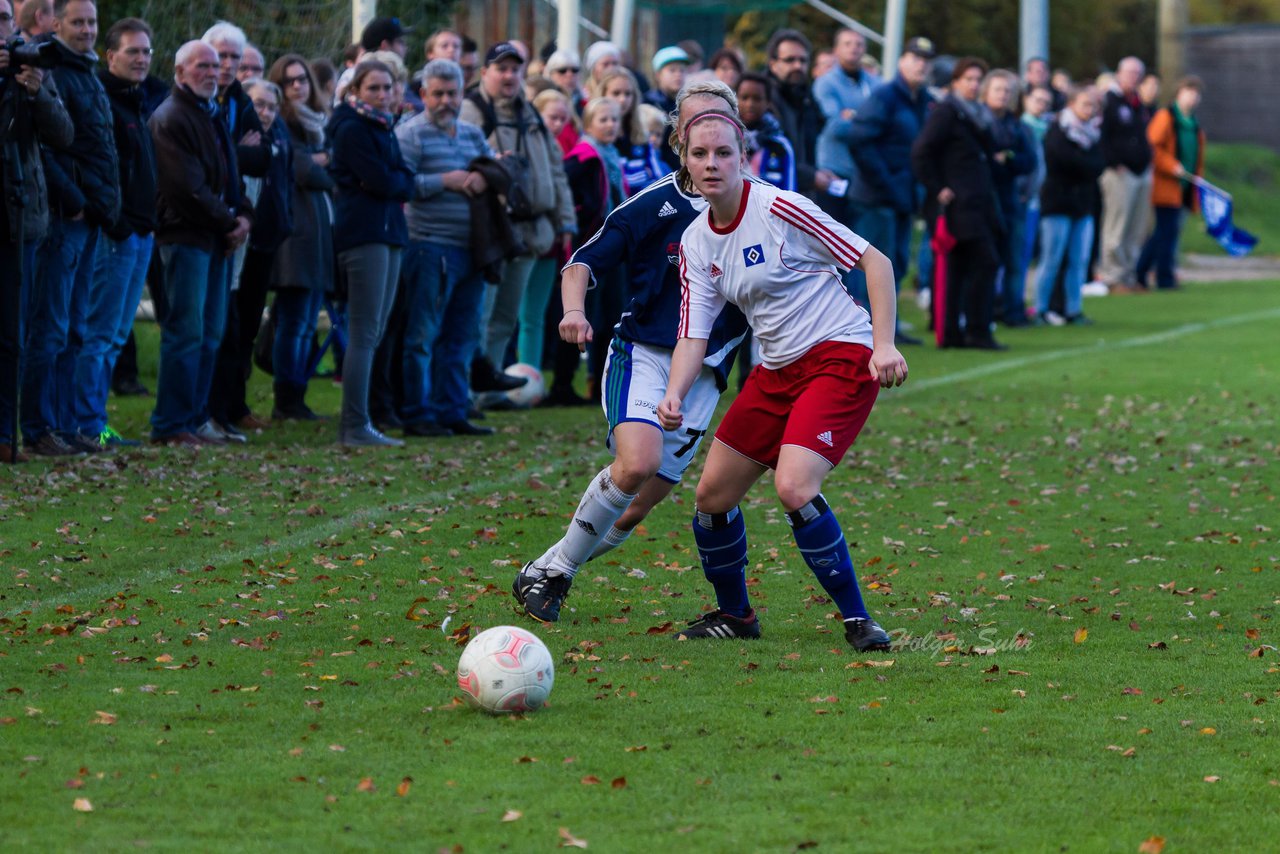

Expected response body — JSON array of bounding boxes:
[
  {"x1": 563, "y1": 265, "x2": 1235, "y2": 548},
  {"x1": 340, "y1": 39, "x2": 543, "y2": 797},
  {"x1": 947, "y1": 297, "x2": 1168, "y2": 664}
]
[
  {"x1": 893, "y1": 306, "x2": 1280, "y2": 398},
  {"x1": 4, "y1": 465, "x2": 535, "y2": 619}
]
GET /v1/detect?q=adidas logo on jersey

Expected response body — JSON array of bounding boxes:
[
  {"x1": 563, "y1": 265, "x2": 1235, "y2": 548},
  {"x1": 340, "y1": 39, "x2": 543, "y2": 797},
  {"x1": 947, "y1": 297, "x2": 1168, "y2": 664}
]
[
  {"x1": 817, "y1": 430, "x2": 833, "y2": 447},
  {"x1": 709, "y1": 263, "x2": 723, "y2": 278},
  {"x1": 658, "y1": 201, "x2": 678, "y2": 217}
]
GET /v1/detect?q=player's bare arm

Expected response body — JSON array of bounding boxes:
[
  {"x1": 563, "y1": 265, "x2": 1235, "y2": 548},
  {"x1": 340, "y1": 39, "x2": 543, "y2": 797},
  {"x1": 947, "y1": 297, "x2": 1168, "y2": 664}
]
[
  {"x1": 558, "y1": 263, "x2": 594, "y2": 352},
  {"x1": 658, "y1": 336, "x2": 709, "y2": 429},
  {"x1": 857, "y1": 246, "x2": 909, "y2": 388}
]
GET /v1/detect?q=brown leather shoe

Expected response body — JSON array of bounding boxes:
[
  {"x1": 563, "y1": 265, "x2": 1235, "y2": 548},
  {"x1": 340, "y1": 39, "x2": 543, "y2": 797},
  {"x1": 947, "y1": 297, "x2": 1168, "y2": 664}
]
[
  {"x1": 150, "y1": 432, "x2": 204, "y2": 448},
  {"x1": 0, "y1": 443, "x2": 30, "y2": 463},
  {"x1": 237, "y1": 412, "x2": 271, "y2": 430}
]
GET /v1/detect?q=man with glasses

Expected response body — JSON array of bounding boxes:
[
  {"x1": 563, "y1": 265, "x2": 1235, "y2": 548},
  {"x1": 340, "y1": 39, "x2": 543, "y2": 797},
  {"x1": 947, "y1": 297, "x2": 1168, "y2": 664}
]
[
  {"x1": 237, "y1": 44, "x2": 264, "y2": 82},
  {"x1": 765, "y1": 29, "x2": 828, "y2": 200}
]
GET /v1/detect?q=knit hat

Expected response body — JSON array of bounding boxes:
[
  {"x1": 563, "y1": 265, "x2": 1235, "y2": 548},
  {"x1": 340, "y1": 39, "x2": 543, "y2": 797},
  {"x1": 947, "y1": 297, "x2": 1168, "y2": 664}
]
[
  {"x1": 584, "y1": 40, "x2": 622, "y2": 75},
  {"x1": 652, "y1": 45, "x2": 691, "y2": 74}
]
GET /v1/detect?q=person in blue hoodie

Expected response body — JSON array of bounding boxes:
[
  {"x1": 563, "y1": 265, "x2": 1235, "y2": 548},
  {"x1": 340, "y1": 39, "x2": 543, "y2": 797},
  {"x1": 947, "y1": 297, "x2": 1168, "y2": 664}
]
[{"x1": 328, "y1": 59, "x2": 413, "y2": 447}]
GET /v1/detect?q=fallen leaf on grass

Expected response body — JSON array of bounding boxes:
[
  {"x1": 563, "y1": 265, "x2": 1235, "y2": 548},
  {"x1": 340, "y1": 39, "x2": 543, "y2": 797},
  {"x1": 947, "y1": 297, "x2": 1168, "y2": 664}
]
[
  {"x1": 558, "y1": 827, "x2": 588, "y2": 848},
  {"x1": 1204, "y1": 775, "x2": 1220, "y2": 783},
  {"x1": 610, "y1": 777, "x2": 626, "y2": 789},
  {"x1": 580, "y1": 775, "x2": 601, "y2": 785},
  {"x1": 91, "y1": 711, "x2": 117, "y2": 725},
  {"x1": 328, "y1": 744, "x2": 346, "y2": 752},
  {"x1": 72, "y1": 798, "x2": 92, "y2": 812},
  {"x1": 1138, "y1": 837, "x2": 1166, "y2": 854},
  {"x1": 646, "y1": 622, "x2": 673, "y2": 635},
  {"x1": 1074, "y1": 627, "x2": 1088, "y2": 644},
  {"x1": 624, "y1": 745, "x2": 647, "y2": 752},
  {"x1": 1200, "y1": 727, "x2": 1216, "y2": 735},
  {"x1": 501, "y1": 810, "x2": 523, "y2": 822},
  {"x1": 1122, "y1": 687, "x2": 1143, "y2": 695},
  {"x1": 356, "y1": 777, "x2": 375, "y2": 792},
  {"x1": 396, "y1": 777, "x2": 412, "y2": 797},
  {"x1": 1246, "y1": 628, "x2": 1260, "y2": 640}
]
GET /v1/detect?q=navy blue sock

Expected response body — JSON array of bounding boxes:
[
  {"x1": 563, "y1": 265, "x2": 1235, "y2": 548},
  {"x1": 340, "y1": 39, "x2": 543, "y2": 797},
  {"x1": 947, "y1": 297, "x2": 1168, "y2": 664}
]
[
  {"x1": 693, "y1": 506, "x2": 751, "y2": 618},
  {"x1": 787, "y1": 495, "x2": 869, "y2": 621}
]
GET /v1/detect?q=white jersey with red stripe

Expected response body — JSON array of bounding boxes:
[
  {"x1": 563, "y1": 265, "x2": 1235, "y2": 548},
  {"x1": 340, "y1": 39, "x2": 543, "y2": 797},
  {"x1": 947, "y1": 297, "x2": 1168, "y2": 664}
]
[{"x1": 678, "y1": 180, "x2": 873, "y2": 370}]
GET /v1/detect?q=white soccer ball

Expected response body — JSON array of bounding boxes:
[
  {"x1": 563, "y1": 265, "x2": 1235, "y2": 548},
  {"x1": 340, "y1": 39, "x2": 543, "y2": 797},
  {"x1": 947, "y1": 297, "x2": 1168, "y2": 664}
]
[
  {"x1": 503, "y1": 363, "x2": 546, "y2": 408},
  {"x1": 456, "y1": 625, "x2": 555, "y2": 714}
]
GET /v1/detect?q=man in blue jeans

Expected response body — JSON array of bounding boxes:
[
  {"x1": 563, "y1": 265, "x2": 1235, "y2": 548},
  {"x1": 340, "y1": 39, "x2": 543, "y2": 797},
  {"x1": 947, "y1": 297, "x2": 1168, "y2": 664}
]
[
  {"x1": 23, "y1": 0, "x2": 120, "y2": 456},
  {"x1": 849, "y1": 37, "x2": 936, "y2": 345},
  {"x1": 394, "y1": 58, "x2": 495, "y2": 437},
  {"x1": 147, "y1": 40, "x2": 250, "y2": 446},
  {"x1": 79, "y1": 16, "x2": 157, "y2": 449}
]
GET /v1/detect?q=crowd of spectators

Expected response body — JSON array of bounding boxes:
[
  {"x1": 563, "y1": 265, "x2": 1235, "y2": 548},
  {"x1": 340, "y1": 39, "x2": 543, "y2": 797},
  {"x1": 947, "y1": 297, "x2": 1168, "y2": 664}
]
[{"x1": 0, "y1": 4, "x2": 1210, "y2": 460}]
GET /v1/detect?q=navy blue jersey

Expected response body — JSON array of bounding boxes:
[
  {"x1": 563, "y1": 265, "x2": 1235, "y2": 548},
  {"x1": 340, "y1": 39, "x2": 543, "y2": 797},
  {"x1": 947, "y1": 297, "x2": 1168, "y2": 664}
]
[{"x1": 565, "y1": 172, "x2": 749, "y2": 390}]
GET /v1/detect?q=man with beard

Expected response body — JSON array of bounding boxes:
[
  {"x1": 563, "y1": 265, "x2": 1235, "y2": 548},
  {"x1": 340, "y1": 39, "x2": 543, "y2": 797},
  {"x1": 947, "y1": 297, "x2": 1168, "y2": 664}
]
[
  {"x1": 394, "y1": 59, "x2": 496, "y2": 438},
  {"x1": 764, "y1": 29, "x2": 832, "y2": 199}
]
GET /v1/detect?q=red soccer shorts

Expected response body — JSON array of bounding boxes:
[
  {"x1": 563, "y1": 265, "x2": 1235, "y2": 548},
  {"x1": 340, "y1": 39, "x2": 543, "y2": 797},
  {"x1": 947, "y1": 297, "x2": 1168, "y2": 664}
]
[{"x1": 715, "y1": 341, "x2": 879, "y2": 469}]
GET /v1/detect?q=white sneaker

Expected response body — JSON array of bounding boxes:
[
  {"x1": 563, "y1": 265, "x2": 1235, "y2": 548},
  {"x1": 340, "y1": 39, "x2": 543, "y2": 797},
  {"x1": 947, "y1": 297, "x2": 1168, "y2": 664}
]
[
  {"x1": 1082, "y1": 281, "x2": 1110, "y2": 298},
  {"x1": 915, "y1": 287, "x2": 932, "y2": 312},
  {"x1": 1043, "y1": 310, "x2": 1067, "y2": 327},
  {"x1": 195, "y1": 419, "x2": 229, "y2": 444}
]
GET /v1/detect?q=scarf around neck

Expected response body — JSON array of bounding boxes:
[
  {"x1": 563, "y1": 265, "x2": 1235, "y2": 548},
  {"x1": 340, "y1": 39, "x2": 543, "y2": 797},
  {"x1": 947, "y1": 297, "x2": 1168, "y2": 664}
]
[
  {"x1": 583, "y1": 133, "x2": 625, "y2": 208},
  {"x1": 1058, "y1": 106, "x2": 1101, "y2": 149},
  {"x1": 291, "y1": 102, "x2": 327, "y2": 147},
  {"x1": 347, "y1": 95, "x2": 395, "y2": 130}
]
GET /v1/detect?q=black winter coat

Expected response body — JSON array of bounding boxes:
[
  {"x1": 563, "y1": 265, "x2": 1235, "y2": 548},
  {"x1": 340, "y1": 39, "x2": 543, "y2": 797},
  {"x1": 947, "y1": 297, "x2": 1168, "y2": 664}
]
[
  {"x1": 912, "y1": 97, "x2": 1002, "y2": 242},
  {"x1": 767, "y1": 74, "x2": 824, "y2": 195},
  {"x1": 149, "y1": 84, "x2": 251, "y2": 252},
  {"x1": 98, "y1": 70, "x2": 157, "y2": 239},
  {"x1": 326, "y1": 102, "x2": 412, "y2": 253},
  {"x1": 272, "y1": 119, "x2": 335, "y2": 292},
  {"x1": 41, "y1": 39, "x2": 120, "y2": 227},
  {"x1": 248, "y1": 120, "x2": 294, "y2": 252},
  {"x1": 1039, "y1": 123, "x2": 1106, "y2": 219},
  {"x1": 0, "y1": 74, "x2": 74, "y2": 244},
  {"x1": 1099, "y1": 89, "x2": 1152, "y2": 174},
  {"x1": 217, "y1": 78, "x2": 269, "y2": 178}
]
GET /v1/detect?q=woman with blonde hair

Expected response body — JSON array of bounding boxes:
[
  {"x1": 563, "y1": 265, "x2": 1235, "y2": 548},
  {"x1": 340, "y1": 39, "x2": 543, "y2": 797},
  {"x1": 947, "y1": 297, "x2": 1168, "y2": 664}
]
[{"x1": 592, "y1": 66, "x2": 668, "y2": 194}]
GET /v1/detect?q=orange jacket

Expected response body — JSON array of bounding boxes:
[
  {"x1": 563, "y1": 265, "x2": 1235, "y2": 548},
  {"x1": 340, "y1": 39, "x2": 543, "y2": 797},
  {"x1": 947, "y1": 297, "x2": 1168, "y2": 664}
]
[{"x1": 1148, "y1": 106, "x2": 1205, "y2": 211}]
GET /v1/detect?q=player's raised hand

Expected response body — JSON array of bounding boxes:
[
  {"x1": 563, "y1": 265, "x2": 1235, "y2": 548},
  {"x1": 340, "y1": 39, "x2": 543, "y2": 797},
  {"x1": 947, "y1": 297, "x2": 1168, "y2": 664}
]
[
  {"x1": 657, "y1": 395, "x2": 683, "y2": 430},
  {"x1": 559, "y1": 308, "x2": 593, "y2": 352},
  {"x1": 868, "y1": 345, "x2": 908, "y2": 388}
]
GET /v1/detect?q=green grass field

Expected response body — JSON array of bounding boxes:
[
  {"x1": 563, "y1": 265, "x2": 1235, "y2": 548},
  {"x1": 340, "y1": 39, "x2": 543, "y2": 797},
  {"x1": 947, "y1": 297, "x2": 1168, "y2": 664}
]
[{"x1": 2, "y1": 278, "x2": 1278, "y2": 852}]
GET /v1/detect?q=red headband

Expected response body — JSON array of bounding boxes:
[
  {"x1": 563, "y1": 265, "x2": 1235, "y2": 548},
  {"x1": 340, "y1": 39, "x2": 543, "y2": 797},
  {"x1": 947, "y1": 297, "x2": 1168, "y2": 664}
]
[{"x1": 681, "y1": 110, "x2": 744, "y2": 145}]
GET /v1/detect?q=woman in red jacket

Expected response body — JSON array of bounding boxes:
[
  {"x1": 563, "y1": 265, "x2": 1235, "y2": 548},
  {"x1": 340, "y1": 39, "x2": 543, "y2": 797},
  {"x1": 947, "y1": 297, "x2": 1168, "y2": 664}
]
[{"x1": 1136, "y1": 76, "x2": 1205, "y2": 291}]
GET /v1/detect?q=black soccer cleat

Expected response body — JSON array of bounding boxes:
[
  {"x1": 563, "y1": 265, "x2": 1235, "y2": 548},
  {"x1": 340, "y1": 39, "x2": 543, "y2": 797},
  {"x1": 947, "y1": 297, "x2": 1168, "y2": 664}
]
[
  {"x1": 512, "y1": 562, "x2": 537, "y2": 607},
  {"x1": 675, "y1": 608, "x2": 761, "y2": 640},
  {"x1": 522, "y1": 572, "x2": 573, "y2": 623},
  {"x1": 844, "y1": 618, "x2": 892, "y2": 652}
]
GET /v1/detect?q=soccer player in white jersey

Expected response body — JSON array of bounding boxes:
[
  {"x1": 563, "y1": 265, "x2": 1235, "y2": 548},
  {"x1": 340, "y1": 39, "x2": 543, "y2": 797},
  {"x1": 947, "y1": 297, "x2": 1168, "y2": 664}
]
[
  {"x1": 659, "y1": 109, "x2": 909, "y2": 651},
  {"x1": 512, "y1": 81, "x2": 750, "y2": 623}
]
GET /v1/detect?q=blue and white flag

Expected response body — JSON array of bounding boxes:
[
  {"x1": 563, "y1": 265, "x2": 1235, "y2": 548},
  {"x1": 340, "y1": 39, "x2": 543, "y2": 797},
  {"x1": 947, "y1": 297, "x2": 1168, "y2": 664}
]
[{"x1": 1198, "y1": 182, "x2": 1258, "y2": 257}]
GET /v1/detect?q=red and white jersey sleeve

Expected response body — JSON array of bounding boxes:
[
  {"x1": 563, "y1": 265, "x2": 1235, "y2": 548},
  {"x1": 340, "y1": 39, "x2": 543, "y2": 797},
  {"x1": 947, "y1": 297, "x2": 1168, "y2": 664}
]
[
  {"x1": 678, "y1": 180, "x2": 874, "y2": 369},
  {"x1": 676, "y1": 238, "x2": 727, "y2": 342}
]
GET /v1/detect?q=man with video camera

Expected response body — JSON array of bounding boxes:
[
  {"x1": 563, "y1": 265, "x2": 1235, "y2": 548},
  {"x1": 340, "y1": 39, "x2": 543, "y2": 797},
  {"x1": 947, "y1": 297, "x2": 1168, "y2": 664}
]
[
  {"x1": 0, "y1": 0, "x2": 74, "y2": 463},
  {"x1": 21, "y1": 0, "x2": 119, "y2": 457}
]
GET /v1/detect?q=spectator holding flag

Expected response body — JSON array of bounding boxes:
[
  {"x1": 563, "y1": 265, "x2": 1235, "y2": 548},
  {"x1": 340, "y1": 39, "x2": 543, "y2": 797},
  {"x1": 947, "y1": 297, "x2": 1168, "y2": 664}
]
[{"x1": 1135, "y1": 76, "x2": 1205, "y2": 290}]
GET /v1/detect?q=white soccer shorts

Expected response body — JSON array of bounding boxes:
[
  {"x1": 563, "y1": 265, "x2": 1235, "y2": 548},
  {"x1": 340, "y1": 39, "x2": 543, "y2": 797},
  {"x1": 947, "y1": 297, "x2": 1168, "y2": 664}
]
[{"x1": 600, "y1": 337, "x2": 721, "y2": 483}]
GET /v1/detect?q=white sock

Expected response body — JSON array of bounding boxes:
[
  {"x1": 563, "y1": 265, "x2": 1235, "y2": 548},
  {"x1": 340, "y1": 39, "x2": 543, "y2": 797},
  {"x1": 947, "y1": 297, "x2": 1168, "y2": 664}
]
[
  {"x1": 544, "y1": 467, "x2": 635, "y2": 579},
  {"x1": 588, "y1": 526, "x2": 632, "y2": 561}
]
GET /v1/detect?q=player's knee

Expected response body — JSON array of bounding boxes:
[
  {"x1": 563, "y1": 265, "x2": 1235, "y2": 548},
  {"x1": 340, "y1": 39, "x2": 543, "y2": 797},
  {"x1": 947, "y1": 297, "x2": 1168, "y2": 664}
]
[
  {"x1": 610, "y1": 455, "x2": 659, "y2": 494},
  {"x1": 773, "y1": 472, "x2": 820, "y2": 514},
  {"x1": 694, "y1": 481, "x2": 734, "y2": 516}
]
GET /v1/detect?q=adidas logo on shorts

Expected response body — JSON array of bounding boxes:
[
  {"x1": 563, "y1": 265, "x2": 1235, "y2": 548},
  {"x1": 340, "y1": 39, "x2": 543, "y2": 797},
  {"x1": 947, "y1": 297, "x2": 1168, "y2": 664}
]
[
  {"x1": 658, "y1": 201, "x2": 677, "y2": 217},
  {"x1": 817, "y1": 430, "x2": 833, "y2": 447}
]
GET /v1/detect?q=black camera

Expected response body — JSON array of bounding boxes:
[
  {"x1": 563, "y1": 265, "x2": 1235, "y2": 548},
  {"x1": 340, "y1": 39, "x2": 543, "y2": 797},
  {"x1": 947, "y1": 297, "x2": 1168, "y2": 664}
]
[{"x1": 2, "y1": 36, "x2": 61, "y2": 71}]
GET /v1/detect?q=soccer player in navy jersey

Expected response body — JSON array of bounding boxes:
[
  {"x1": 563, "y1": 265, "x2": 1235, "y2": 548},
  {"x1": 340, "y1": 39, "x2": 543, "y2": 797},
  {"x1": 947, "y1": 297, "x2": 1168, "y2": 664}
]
[
  {"x1": 512, "y1": 81, "x2": 751, "y2": 623},
  {"x1": 659, "y1": 110, "x2": 908, "y2": 651}
]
